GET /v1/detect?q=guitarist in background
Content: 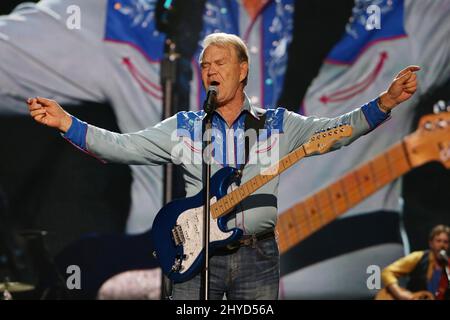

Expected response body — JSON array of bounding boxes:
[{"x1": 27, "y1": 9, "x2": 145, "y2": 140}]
[
  {"x1": 26, "y1": 32, "x2": 418, "y2": 300},
  {"x1": 381, "y1": 224, "x2": 450, "y2": 300}
]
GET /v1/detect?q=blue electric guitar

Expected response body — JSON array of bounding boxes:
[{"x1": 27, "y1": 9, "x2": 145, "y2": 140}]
[{"x1": 151, "y1": 125, "x2": 353, "y2": 283}]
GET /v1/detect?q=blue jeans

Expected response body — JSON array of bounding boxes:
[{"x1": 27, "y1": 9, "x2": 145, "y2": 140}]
[{"x1": 172, "y1": 237, "x2": 280, "y2": 300}]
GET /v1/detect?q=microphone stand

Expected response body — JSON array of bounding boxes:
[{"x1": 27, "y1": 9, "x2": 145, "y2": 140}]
[
  {"x1": 201, "y1": 90, "x2": 217, "y2": 300},
  {"x1": 160, "y1": 39, "x2": 179, "y2": 300}
]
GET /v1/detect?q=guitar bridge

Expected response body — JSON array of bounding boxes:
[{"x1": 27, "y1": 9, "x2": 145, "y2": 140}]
[{"x1": 171, "y1": 224, "x2": 186, "y2": 246}]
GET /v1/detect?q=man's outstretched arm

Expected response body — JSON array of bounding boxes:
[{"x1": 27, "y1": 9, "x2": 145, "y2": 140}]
[
  {"x1": 285, "y1": 65, "x2": 420, "y2": 152},
  {"x1": 27, "y1": 97, "x2": 177, "y2": 165}
]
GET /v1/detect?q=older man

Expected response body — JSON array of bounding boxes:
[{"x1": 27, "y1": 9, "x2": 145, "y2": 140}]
[{"x1": 27, "y1": 32, "x2": 418, "y2": 299}]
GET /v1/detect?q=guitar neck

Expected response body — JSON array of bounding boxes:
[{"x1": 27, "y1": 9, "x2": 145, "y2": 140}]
[
  {"x1": 277, "y1": 141, "x2": 414, "y2": 254},
  {"x1": 210, "y1": 146, "x2": 307, "y2": 219}
]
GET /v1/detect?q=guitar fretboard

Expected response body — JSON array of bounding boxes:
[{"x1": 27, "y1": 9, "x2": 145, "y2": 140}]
[{"x1": 276, "y1": 141, "x2": 412, "y2": 254}]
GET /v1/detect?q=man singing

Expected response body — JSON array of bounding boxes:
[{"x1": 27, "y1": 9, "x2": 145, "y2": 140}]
[{"x1": 27, "y1": 33, "x2": 419, "y2": 299}]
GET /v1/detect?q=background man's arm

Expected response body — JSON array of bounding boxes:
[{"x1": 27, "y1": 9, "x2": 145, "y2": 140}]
[{"x1": 381, "y1": 251, "x2": 425, "y2": 300}]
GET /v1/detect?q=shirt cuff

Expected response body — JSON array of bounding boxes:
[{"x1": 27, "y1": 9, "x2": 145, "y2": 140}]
[
  {"x1": 361, "y1": 98, "x2": 391, "y2": 129},
  {"x1": 62, "y1": 116, "x2": 88, "y2": 150}
]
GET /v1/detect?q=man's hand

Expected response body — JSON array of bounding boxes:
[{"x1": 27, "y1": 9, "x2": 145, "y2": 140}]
[
  {"x1": 27, "y1": 97, "x2": 72, "y2": 133},
  {"x1": 378, "y1": 65, "x2": 421, "y2": 113},
  {"x1": 387, "y1": 283, "x2": 414, "y2": 300}
]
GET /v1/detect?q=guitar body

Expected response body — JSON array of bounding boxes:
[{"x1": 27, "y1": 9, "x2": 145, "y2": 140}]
[
  {"x1": 151, "y1": 166, "x2": 243, "y2": 283},
  {"x1": 375, "y1": 288, "x2": 434, "y2": 300}
]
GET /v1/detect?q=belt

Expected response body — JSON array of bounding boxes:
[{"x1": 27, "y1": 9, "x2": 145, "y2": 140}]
[{"x1": 224, "y1": 229, "x2": 275, "y2": 250}]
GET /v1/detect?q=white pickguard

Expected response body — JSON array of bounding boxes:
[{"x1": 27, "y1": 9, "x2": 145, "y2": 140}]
[{"x1": 175, "y1": 197, "x2": 233, "y2": 274}]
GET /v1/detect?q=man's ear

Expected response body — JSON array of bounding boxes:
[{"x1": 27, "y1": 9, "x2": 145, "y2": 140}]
[{"x1": 239, "y1": 61, "x2": 249, "y2": 83}]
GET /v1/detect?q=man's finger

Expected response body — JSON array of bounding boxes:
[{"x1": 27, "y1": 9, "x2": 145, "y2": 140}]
[
  {"x1": 28, "y1": 102, "x2": 44, "y2": 111},
  {"x1": 35, "y1": 114, "x2": 46, "y2": 122},
  {"x1": 26, "y1": 98, "x2": 36, "y2": 106},
  {"x1": 30, "y1": 109, "x2": 47, "y2": 117},
  {"x1": 405, "y1": 87, "x2": 417, "y2": 94},
  {"x1": 36, "y1": 97, "x2": 54, "y2": 107},
  {"x1": 404, "y1": 77, "x2": 417, "y2": 87},
  {"x1": 397, "y1": 65, "x2": 421, "y2": 78},
  {"x1": 405, "y1": 73, "x2": 417, "y2": 83},
  {"x1": 405, "y1": 65, "x2": 421, "y2": 72},
  {"x1": 397, "y1": 69, "x2": 410, "y2": 78},
  {"x1": 28, "y1": 104, "x2": 42, "y2": 111},
  {"x1": 404, "y1": 82, "x2": 417, "y2": 90},
  {"x1": 396, "y1": 71, "x2": 413, "y2": 84}
]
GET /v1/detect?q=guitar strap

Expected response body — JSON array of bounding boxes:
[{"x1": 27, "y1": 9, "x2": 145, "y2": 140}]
[
  {"x1": 240, "y1": 109, "x2": 267, "y2": 174},
  {"x1": 436, "y1": 262, "x2": 450, "y2": 300},
  {"x1": 203, "y1": 108, "x2": 266, "y2": 177}
]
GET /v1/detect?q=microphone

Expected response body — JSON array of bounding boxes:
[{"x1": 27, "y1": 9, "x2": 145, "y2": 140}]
[
  {"x1": 203, "y1": 85, "x2": 218, "y2": 114},
  {"x1": 439, "y1": 249, "x2": 449, "y2": 264}
]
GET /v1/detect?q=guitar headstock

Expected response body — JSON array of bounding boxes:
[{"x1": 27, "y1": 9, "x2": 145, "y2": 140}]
[
  {"x1": 304, "y1": 124, "x2": 353, "y2": 155},
  {"x1": 404, "y1": 106, "x2": 450, "y2": 168}
]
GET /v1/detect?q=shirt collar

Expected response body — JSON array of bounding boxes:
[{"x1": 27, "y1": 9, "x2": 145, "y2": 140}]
[
  {"x1": 200, "y1": 92, "x2": 261, "y2": 121},
  {"x1": 242, "y1": 93, "x2": 261, "y2": 120}
]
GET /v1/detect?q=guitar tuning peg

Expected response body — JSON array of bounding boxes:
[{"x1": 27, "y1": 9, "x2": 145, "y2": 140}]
[
  {"x1": 424, "y1": 121, "x2": 433, "y2": 130},
  {"x1": 438, "y1": 120, "x2": 448, "y2": 128},
  {"x1": 433, "y1": 100, "x2": 447, "y2": 114}
]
